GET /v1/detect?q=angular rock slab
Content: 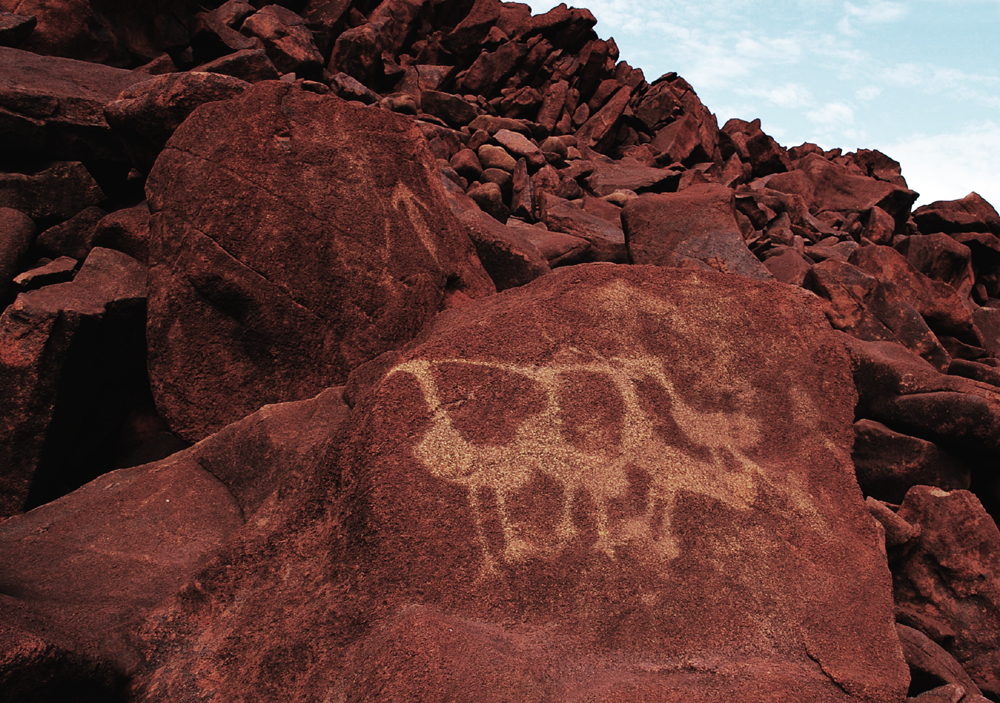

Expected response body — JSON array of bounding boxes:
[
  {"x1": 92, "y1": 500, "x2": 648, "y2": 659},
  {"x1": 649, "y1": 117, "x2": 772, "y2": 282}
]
[
  {"x1": 894, "y1": 486, "x2": 1000, "y2": 697},
  {"x1": 0, "y1": 47, "x2": 152, "y2": 162},
  {"x1": 145, "y1": 80, "x2": 494, "y2": 441},
  {"x1": 134, "y1": 265, "x2": 906, "y2": 703},
  {"x1": 623, "y1": 183, "x2": 773, "y2": 280}
]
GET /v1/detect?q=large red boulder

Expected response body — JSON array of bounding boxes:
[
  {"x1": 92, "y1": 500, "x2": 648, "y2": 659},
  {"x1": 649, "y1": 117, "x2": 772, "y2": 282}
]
[
  {"x1": 894, "y1": 486, "x2": 1000, "y2": 697},
  {"x1": 132, "y1": 265, "x2": 907, "y2": 703},
  {"x1": 0, "y1": 385, "x2": 348, "y2": 701},
  {"x1": 145, "y1": 80, "x2": 494, "y2": 441},
  {"x1": 0, "y1": 247, "x2": 147, "y2": 517},
  {"x1": 768, "y1": 152, "x2": 918, "y2": 227},
  {"x1": 622, "y1": 183, "x2": 773, "y2": 280},
  {"x1": 913, "y1": 192, "x2": 1000, "y2": 237},
  {"x1": 0, "y1": 47, "x2": 152, "y2": 163}
]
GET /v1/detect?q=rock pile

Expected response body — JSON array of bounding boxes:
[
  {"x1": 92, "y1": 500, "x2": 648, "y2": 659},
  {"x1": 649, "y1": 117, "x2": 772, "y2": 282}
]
[{"x1": 1, "y1": 1, "x2": 1000, "y2": 702}]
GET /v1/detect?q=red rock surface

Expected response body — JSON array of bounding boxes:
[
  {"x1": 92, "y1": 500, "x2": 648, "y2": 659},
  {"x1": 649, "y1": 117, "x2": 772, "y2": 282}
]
[
  {"x1": 894, "y1": 486, "x2": 1000, "y2": 697},
  {"x1": 132, "y1": 265, "x2": 905, "y2": 703},
  {"x1": 145, "y1": 80, "x2": 493, "y2": 440},
  {"x1": 6, "y1": 0, "x2": 1000, "y2": 698}
]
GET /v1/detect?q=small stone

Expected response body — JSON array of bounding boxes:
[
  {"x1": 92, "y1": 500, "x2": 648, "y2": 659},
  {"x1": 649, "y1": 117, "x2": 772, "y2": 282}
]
[{"x1": 477, "y1": 144, "x2": 517, "y2": 172}]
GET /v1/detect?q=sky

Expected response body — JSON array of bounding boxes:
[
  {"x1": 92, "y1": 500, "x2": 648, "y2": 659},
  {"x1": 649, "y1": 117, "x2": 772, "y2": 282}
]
[{"x1": 522, "y1": 0, "x2": 1000, "y2": 209}]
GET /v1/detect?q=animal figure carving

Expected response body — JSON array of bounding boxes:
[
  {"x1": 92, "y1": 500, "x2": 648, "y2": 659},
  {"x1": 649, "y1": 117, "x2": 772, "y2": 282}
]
[{"x1": 390, "y1": 353, "x2": 822, "y2": 576}]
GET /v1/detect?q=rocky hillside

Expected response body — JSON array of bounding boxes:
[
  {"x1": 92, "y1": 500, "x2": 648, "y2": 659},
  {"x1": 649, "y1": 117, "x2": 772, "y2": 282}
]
[{"x1": 2, "y1": 1, "x2": 1000, "y2": 702}]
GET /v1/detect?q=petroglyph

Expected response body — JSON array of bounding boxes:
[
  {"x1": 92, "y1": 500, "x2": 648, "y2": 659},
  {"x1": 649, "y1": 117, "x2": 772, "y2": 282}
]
[{"x1": 389, "y1": 353, "x2": 825, "y2": 576}]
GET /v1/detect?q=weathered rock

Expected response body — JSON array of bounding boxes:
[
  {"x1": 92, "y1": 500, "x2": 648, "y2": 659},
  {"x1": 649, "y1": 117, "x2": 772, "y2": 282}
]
[
  {"x1": 721, "y1": 118, "x2": 790, "y2": 177},
  {"x1": 906, "y1": 683, "x2": 967, "y2": 703},
  {"x1": 575, "y1": 84, "x2": 631, "y2": 152},
  {"x1": 145, "y1": 81, "x2": 493, "y2": 441},
  {"x1": 510, "y1": 157, "x2": 534, "y2": 219},
  {"x1": 92, "y1": 202, "x2": 151, "y2": 264},
  {"x1": 0, "y1": 11, "x2": 35, "y2": 47},
  {"x1": 896, "y1": 624, "x2": 983, "y2": 699},
  {"x1": 866, "y1": 497, "x2": 918, "y2": 549},
  {"x1": 420, "y1": 90, "x2": 478, "y2": 127},
  {"x1": 493, "y1": 128, "x2": 544, "y2": 168},
  {"x1": 477, "y1": 143, "x2": 516, "y2": 171},
  {"x1": 0, "y1": 161, "x2": 104, "y2": 222},
  {"x1": 0, "y1": 47, "x2": 152, "y2": 162},
  {"x1": 763, "y1": 247, "x2": 812, "y2": 286},
  {"x1": 863, "y1": 205, "x2": 897, "y2": 244},
  {"x1": 849, "y1": 246, "x2": 980, "y2": 345},
  {"x1": 0, "y1": 0, "x2": 194, "y2": 64},
  {"x1": 853, "y1": 419, "x2": 971, "y2": 504},
  {"x1": 328, "y1": 70, "x2": 378, "y2": 104},
  {"x1": 845, "y1": 336, "x2": 1000, "y2": 465},
  {"x1": 542, "y1": 198, "x2": 626, "y2": 262},
  {"x1": 240, "y1": 5, "x2": 324, "y2": 79},
  {"x1": 805, "y1": 260, "x2": 950, "y2": 370},
  {"x1": 622, "y1": 183, "x2": 773, "y2": 280},
  {"x1": 35, "y1": 205, "x2": 105, "y2": 260},
  {"x1": 453, "y1": 40, "x2": 528, "y2": 96},
  {"x1": 913, "y1": 192, "x2": 1000, "y2": 237},
  {"x1": 442, "y1": 0, "x2": 501, "y2": 58},
  {"x1": 454, "y1": 207, "x2": 550, "y2": 290},
  {"x1": 0, "y1": 385, "x2": 347, "y2": 702},
  {"x1": 584, "y1": 156, "x2": 680, "y2": 196},
  {"x1": 768, "y1": 153, "x2": 918, "y2": 226},
  {"x1": 12, "y1": 256, "x2": 77, "y2": 292},
  {"x1": 449, "y1": 147, "x2": 483, "y2": 182},
  {"x1": 0, "y1": 613, "x2": 126, "y2": 703},
  {"x1": 896, "y1": 234, "x2": 975, "y2": 303},
  {"x1": 189, "y1": 4, "x2": 261, "y2": 63},
  {"x1": 467, "y1": 180, "x2": 509, "y2": 222},
  {"x1": 0, "y1": 206, "x2": 34, "y2": 301},
  {"x1": 514, "y1": 223, "x2": 592, "y2": 266},
  {"x1": 104, "y1": 71, "x2": 250, "y2": 172},
  {"x1": 133, "y1": 264, "x2": 906, "y2": 703},
  {"x1": 0, "y1": 457, "x2": 243, "y2": 670},
  {"x1": 894, "y1": 485, "x2": 1000, "y2": 697},
  {"x1": 197, "y1": 48, "x2": 281, "y2": 83},
  {"x1": 0, "y1": 247, "x2": 146, "y2": 517}
]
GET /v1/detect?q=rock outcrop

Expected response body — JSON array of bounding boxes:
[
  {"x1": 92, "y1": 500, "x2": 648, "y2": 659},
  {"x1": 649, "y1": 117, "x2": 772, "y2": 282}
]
[{"x1": 1, "y1": 0, "x2": 1000, "y2": 701}]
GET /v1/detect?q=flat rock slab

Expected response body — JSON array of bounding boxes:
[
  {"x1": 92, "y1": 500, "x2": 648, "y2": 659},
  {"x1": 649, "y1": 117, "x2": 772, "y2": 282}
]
[
  {"x1": 895, "y1": 486, "x2": 1000, "y2": 697},
  {"x1": 0, "y1": 458, "x2": 242, "y2": 670},
  {"x1": 0, "y1": 247, "x2": 146, "y2": 517},
  {"x1": 134, "y1": 264, "x2": 907, "y2": 703},
  {"x1": 623, "y1": 183, "x2": 773, "y2": 280},
  {"x1": 0, "y1": 46, "x2": 153, "y2": 162},
  {"x1": 145, "y1": 80, "x2": 494, "y2": 441}
]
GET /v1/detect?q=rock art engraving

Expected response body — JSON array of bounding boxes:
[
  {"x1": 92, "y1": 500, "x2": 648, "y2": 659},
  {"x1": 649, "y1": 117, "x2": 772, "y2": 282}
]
[{"x1": 390, "y1": 353, "x2": 824, "y2": 575}]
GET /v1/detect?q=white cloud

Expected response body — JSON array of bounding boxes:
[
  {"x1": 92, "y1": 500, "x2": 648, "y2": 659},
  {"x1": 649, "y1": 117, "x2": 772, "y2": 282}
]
[
  {"x1": 737, "y1": 83, "x2": 815, "y2": 108},
  {"x1": 856, "y1": 85, "x2": 883, "y2": 100},
  {"x1": 806, "y1": 101, "x2": 856, "y2": 126},
  {"x1": 839, "y1": 1, "x2": 907, "y2": 34},
  {"x1": 881, "y1": 62, "x2": 1000, "y2": 109},
  {"x1": 879, "y1": 122, "x2": 1000, "y2": 208}
]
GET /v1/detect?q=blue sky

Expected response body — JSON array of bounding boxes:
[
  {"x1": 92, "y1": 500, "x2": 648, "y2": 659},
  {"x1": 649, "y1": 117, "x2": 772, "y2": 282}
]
[{"x1": 522, "y1": 0, "x2": 1000, "y2": 209}]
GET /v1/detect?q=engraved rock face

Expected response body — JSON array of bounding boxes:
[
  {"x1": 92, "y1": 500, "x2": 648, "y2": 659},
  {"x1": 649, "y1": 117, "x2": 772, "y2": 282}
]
[
  {"x1": 134, "y1": 264, "x2": 908, "y2": 703},
  {"x1": 144, "y1": 80, "x2": 494, "y2": 441}
]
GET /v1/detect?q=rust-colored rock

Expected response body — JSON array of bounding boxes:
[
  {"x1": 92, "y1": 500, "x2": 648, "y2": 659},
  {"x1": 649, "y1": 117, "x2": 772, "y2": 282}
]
[
  {"x1": 894, "y1": 486, "x2": 1000, "y2": 697},
  {"x1": 913, "y1": 192, "x2": 1000, "y2": 237},
  {"x1": 0, "y1": 160, "x2": 104, "y2": 222},
  {"x1": 0, "y1": 47, "x2": 153, "y2": 162},
  {"x1": 623, "y1": 183, "x2": 773, "y2": 280},
  {"x1": 768, "y1": 152, "x2": 918, "y2": 226},
  {"x1": 145, "y1": 81, "x2": 493, "y2": 441},
  {"x1": 0, "y1": 206, "x2": 34, "y2": 301},
  {"x1": 853, "y1": 419, "x2": 971, "y2": 504},
  {"x1": 133, "y1": 265, "x2": 906, "y2": 703},
  {"x1": 0, "y1": 247, "x2": 147, "y2": 517},
  {"x1": 104, "y1": 71, "x2": 250, "y2": 172}
]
